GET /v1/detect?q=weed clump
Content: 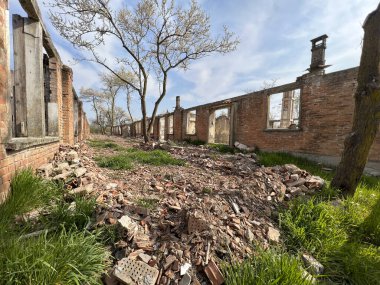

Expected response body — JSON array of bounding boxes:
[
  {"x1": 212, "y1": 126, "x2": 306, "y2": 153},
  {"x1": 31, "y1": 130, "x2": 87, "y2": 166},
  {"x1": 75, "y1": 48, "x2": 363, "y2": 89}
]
[{"x1": 223, "y1": 247, "x2": 314, "y2": 285}]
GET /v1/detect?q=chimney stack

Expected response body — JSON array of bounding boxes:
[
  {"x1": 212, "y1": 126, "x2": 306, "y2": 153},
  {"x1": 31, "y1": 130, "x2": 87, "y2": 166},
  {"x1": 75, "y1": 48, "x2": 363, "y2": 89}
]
[
  {"x1": 176, "y1": 96, "x2": 181, "y2": 109},
  {"x1": 308, "y1": 34, "x2": 330, "y2": 74}
]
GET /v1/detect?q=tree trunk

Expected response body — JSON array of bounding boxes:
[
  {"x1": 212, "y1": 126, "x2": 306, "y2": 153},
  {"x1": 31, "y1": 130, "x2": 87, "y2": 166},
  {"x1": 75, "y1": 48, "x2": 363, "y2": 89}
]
[
  {"x1": 140, "y1": 96, "x2": 149, "y2": 143},
  {"x1": 110, "y1": 97, "x2": 115, "y2": 135},
  {"x1": 148, "y1": 72, "x2": 168, "y2": 134},
  {"x1": 331, "y1": 4, "x2": 380, "y2": 196}
]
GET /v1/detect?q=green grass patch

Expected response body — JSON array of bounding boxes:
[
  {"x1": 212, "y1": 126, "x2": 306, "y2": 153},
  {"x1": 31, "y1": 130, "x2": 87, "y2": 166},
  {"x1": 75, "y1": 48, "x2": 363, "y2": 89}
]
[
  {"x1": 265, "y1": 152, "x2": 380, "y2": 284},
  {"x1": 95, "y1": 149, "x2": 185, "y2": 170},
  {"x1": 208, "y1": 143, "x2": 235, "y2": 154},
  {"x1": 88, "y1": 139, "x2": 124, "y2": 151},
  {"x1": 136, "y1": 197, "x2": 159, "y2": 210},
  {"x1": 223, "y1": 247, "x2": 314, "y2": 285}
]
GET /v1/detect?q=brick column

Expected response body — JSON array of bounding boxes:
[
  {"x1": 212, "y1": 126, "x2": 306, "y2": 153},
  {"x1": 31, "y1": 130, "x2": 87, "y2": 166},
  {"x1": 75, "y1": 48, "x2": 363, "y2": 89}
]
[
  {"x1": 173, "y1": 109, "x2": 183, "y2": 141},
  {"x1": 61, "y1": 65, "x2": 74, "y2": 145}
]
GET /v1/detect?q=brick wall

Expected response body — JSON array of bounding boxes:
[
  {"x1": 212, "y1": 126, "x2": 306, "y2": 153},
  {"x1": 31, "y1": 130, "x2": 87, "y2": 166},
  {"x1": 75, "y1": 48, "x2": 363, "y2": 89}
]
[
  {"x1": 141, "y1": 67, "x2": 380, "y2": 165},
  {"x1": 0, "y1": 1, "x2": 90, "y2": 202}
]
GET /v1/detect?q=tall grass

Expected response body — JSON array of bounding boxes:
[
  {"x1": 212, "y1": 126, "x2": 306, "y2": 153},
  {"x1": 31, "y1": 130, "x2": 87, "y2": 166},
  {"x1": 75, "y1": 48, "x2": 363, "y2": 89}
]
[
  {"x1": 0, "y1": 170, "x2": 109, "y2": 284},
  {"x1": 0, "y1": 230, "x2": 109, "y2": 285},
  {"x1": 223, "y1": 247, "x2": 314, "y2": 285}
]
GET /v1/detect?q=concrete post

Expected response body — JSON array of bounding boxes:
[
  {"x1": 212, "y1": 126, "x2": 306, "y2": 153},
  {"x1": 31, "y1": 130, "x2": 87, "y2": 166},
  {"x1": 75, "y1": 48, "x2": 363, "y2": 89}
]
[{"x1": 13, "y1": 15, "x2": 45, "y2": 137}]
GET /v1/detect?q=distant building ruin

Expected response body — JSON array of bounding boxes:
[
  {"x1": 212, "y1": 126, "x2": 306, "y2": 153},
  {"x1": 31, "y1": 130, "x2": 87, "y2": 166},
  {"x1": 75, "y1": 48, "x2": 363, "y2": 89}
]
[{"x1": 126, "y1": 36, "x2": 380, "y2": 175}]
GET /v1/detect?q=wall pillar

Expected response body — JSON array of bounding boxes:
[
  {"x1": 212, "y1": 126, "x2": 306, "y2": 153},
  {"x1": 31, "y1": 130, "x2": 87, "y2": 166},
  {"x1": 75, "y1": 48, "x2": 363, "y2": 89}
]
[
  {"x1": 13, "y1": 15, "x2": 45, "y2": 137},
  {"x1": 61, "y1": 65, "x2": 74, "y2": 145}
]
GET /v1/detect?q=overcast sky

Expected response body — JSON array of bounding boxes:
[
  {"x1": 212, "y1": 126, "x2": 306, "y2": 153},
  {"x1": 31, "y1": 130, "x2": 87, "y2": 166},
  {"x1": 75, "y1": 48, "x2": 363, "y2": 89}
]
[{"x1": 9, "y1": 0, "x2": 379, "y2": 121}]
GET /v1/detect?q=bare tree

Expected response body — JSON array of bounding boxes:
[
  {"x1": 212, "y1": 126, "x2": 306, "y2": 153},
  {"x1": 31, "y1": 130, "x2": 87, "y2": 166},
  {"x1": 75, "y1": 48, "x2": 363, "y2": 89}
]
[
  {"x1": 331, "y1": 4, "x2": 380, "y2": 196},
  {"x1": 48, "y1": 0, "x2": 239, "y2": 142},
  {"x1": 80, "y1": 87, "x2": 106, "y2": 134},
  {"x1": 101, "y1": 73, "x2": 123, "y2": 135}
]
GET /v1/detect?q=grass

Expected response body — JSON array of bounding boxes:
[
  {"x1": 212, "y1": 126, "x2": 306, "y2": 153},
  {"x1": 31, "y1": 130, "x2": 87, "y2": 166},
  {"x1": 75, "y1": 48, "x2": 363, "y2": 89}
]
[
  {"x1": 208, "y1": 143, "x2": 236, "y2": 154},
  {"x1": 257, "y1": 152, "x2": 380, "y2": 284},
  {"x1": 0, "y1": 230, "x2": 109, "y2": 285},
  {"x1": 183, "y1": 138, "x2": 206, "y2": 146},
  {"x1": 223, "y1": 247, "x2": 314, "y2": 285},
  {"x1": 42, "y1": 197, "x2": 96, "y2": 230},
  {"x1": 88, "y1": 139, "x2": 124, "y2": 151},
  {"x1": 136, "y1": 197, "x2": 159, "y2": 210},
  {"x1": 0, "y1": 170, "x2": 109, "y2": 284},
  {"x1": 95, "y1": 149, "x2": 185, "y2": 170}
]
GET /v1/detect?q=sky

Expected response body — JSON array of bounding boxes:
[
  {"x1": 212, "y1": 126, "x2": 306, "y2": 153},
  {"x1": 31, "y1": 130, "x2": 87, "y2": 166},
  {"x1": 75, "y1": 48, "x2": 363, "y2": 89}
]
[{"x1": 8, "y1": 0, "x2": 379, "y2": 122}]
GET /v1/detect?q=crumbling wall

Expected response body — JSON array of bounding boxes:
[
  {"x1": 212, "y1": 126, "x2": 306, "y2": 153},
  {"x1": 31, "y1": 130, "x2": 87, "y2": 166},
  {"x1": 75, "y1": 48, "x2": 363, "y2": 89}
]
[{"x1": 0, "y1": 0, "x2": 90, "y2": 202}]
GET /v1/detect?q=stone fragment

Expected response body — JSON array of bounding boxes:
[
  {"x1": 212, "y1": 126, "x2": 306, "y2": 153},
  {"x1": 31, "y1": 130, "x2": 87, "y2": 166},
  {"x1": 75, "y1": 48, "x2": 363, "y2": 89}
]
[
  {"x1": 70, "y1": 183, "x2": 93, "y2": 196},
  {"x1": 53, "y1": 171, "x2": 72, "y2": 181},
  {"x1": 66, "y1": 150, "x2": 79, "y2": 162},
  {"x1": 204, "y1": 260, "x2": 224, "y2": 285},
  {"x1": 305, "y1": 176, "x2": 325, "y2": 190},
  {"x1": 245, "y1": 229, "x2": 255, "y2": 243},
  {"x1": 179, "y1": 273, "x2": 191, "y2": 285},
  {"x1": 57, "y1": 162, "x2": 70, "y2": 171},
  {"x1": 37, "y1": 163, "x2": 53, "y2": 178},
  {"x1": 74, "y1": 167, "x2": 87, "y2": 177},
  {"x1": 234, "y1": 141, "x2": 255, "y2": 152},
  {"x1": 180, "y1": 263, "x2": 192, "y2": 275},
  {"x1": 106, "y1": 183, "x2": 118, "y2": 190},
  {"x1": 286, "y1": 178, "x2": 306, "y2": 187},
  {"x1": 164, "y1": 255, "x2": 177, "y2": 270},
  {"x1": 284, "y1": 164, "x2": 302, "y2": 174},
  {"x1": 302, "y1": 253, "x2": 324, "y2": 275},
  {"x1": 138, "y1": 253, "x2": 151, "y2": 264},
  {"x1": 267, "y1": 227, "x2": 280, "y2": 243}
]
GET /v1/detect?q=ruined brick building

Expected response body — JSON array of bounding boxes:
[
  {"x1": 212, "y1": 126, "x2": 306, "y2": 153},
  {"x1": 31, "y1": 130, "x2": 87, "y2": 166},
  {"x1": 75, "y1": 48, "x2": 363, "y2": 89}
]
[
  {"x1": 0, "y1": 0, "x2": 90, "y2": 201},
  {"x1": 126, "y1": 35, "x2": 380, "y2": 175}
]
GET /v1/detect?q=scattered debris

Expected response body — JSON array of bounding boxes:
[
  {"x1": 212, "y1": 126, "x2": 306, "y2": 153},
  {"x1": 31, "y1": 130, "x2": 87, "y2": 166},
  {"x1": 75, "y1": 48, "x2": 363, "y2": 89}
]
[{"x1": 38, "y1": 136, "x2": 326, "y2": 284}]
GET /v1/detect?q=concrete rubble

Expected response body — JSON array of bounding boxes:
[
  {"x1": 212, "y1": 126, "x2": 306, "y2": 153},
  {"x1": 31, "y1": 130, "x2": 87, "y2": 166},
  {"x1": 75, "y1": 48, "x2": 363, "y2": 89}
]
[{"x1": 36, "y1": 138, "x2": 326, "y2": 284}]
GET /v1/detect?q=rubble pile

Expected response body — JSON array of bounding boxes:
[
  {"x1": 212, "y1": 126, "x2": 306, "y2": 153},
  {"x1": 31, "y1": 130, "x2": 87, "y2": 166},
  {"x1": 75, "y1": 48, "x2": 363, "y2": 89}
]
[
  {"x1": 36, "y1": 138, "x2": 325, "y2": 284},
  {"x1": 86, "y1": 138, "x2": 325, "y2": 285},
  {"x1": 37, "y1": 144, "x2": 103, "y2": 198}
]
